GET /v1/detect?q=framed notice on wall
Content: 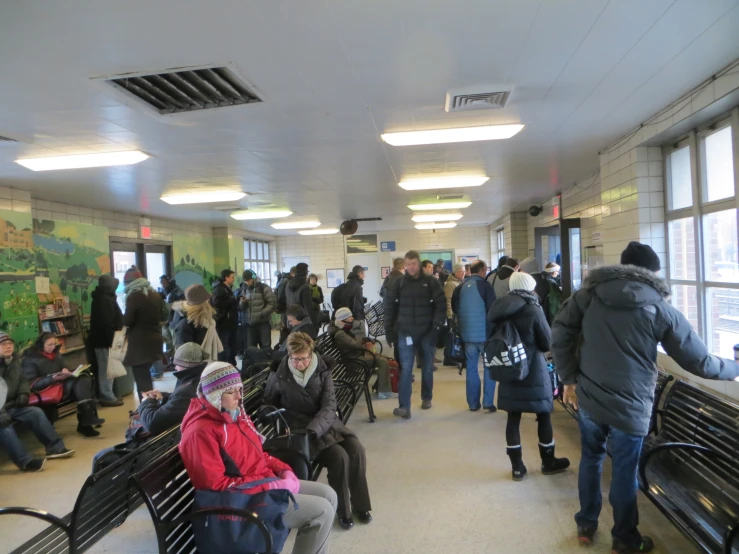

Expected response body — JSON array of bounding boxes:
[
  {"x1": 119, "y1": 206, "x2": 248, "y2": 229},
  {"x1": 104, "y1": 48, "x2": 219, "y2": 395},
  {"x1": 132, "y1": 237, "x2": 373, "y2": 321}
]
[
  {"x1": 326, "y1": 268, "x2": 345, "y2": 289},
  {"x1": 381, "y1": 266, "x2": 390, "y2": 279}
]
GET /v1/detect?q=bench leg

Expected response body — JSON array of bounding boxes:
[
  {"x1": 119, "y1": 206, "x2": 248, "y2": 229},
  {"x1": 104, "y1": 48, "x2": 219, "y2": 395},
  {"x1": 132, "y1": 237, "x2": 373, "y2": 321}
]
[{"x1": 364, "y1": 384, "x2": 376, "y2": 423}]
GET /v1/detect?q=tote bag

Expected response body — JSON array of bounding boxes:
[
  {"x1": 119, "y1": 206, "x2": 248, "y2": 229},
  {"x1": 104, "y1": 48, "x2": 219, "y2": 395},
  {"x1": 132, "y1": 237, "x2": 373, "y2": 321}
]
[
  {"x1": 107, "y1": 355, "x2": 128, "y2": 379},
  {"x1": 110, "y1": 327, "x2": 128, "y2": 362}
]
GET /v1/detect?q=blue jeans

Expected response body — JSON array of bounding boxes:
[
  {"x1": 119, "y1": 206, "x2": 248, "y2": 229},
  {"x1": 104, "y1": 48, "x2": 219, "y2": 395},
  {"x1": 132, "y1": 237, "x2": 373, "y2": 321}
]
[
  {"x1": 0, "y1": 406, "x2": 66, "y2": 468},
  {"x1": 397, "y1": 332, "x2": 435, "y2": 410},
  {"x1": 94, "y1": 347, "x2": 117, "y2": 402},
  {"x1": 463, "y1": 342, "x2": 496, "y2": 410},
  {"x1": 576, "y1": 407, "x2": 644, "y2": 545},
  {"x1": 218, "y1": 326, "x2": 239, "y2": 365}
]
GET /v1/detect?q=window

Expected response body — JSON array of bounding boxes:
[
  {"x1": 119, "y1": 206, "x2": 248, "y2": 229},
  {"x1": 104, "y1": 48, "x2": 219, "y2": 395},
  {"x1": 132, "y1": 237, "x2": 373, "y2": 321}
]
[
  {"x1": 664, "y1": 109, "x2": 739, "y2": 356},
  {"x1": 496, "y1": 227, "x2": 505, "y2": 260},
  {"x1": 244, "y1": 239, "x2": 272, "y2": 287}
]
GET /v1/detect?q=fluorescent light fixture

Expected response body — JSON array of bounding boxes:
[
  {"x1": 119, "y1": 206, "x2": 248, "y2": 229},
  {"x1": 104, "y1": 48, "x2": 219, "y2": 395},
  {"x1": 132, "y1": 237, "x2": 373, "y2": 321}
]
[
  {"x1": 16, "y1": 150, "x2": 149, "y2": 171},
  {"x1": 408, "y1": 201, "x2": 472, "y2": 211},
  {"x1": 230, "y1": 209, "x2": 292, "y2": 220},
  {"x1": 299, "y1": 228, "x2": 339, "y2": 235},
  {"x1": 411, "y1": 213, "x2": 463, "y2": 223},
  {"x1": 381, "y1": 124, "x2": 523, "y2": 146},
  {"x1": 271, "y1": 220, "x2": 321, "y2": 230},
  {"x1": 399, "y1": 176, "x2": 488, "y2": 190},
  {"x1": 161, "y1": 190, "x2": 246, "y2": 205},
  {"x1": 415, "y1": 222, "x2": 457, "y2": 230}
]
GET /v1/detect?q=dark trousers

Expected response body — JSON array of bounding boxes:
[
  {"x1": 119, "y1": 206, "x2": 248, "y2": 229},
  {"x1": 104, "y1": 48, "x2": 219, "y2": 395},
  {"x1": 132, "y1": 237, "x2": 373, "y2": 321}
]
[
  {"x1": 217, "y1": 326, "x2": 239, "y2": 365},
  {"x1": 245, "y1": 321, "x2": 271, "y2": 349},
  {"x1": 62, "y1": 374, "x2": 96, "y2": 425},
  {"x1": 131, "y1": 363, "x2": 154, "y2": 401},
  {"x1": 315, "y1": 436, "x2": 371, "y2": 519},
  {"x1": 505, "y1": 411, "x2": 553, "y2": 446}
]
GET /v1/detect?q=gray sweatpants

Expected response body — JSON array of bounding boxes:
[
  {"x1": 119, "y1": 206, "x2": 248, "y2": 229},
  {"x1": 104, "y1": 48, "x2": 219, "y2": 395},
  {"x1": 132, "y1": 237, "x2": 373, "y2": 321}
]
[{"x1": 284, "y1": 480, "x2": 338, "y2": 554}]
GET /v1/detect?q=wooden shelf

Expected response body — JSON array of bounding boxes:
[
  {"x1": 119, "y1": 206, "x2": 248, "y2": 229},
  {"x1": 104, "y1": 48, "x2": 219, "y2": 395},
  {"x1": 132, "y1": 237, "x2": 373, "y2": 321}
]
[
  {"x1": 39, "y1": 313, "x2": 76, "y2": 321},
  {"x1": 61, "y1": 345, "x2": 85, "y2": 354},
  {"x1": 53, "y1": 331, "x2": 79, "y2": 338}
]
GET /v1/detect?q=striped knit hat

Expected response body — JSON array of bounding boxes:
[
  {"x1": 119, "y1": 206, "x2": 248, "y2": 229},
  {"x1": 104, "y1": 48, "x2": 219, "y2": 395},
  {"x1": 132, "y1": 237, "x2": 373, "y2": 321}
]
[
  {"x1": 198, "y1": 362, "x2": 242, "y2": 411},
  {"x1": 0, "y1": 332, "x2": 12, "y2": 345}
]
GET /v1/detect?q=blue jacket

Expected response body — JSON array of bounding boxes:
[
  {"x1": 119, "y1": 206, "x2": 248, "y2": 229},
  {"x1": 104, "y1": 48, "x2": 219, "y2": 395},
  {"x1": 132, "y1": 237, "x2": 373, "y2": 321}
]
[{"x1": 452, "y1": 275, "x2": 494, "y2": 343}]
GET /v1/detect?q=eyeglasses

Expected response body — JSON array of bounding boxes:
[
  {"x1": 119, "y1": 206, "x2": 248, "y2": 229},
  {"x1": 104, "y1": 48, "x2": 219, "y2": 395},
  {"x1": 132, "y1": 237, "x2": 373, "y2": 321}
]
[{"x1": 289, "y1": 356, "x2": 311, "y2": 364}]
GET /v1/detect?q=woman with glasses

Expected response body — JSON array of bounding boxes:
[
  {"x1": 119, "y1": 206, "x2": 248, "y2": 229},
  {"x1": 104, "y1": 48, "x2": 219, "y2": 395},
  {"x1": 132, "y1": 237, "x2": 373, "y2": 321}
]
[{"x1": 264, "y1": 332, "x2": 372, "y2": 530}]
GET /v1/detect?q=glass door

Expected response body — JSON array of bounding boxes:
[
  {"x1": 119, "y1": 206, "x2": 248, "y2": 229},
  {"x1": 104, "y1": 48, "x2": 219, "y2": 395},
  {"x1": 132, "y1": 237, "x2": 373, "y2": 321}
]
[
  {"x1": 111, "y1": 242, "x2": 138, "y2": 311},
  {"x1": 559, "y1": 218, "x2": 581, "y2": 299},
  {"x1": 110, "y1": 240, "x2": 173, "y2": 310},
  {"x1": 144, "y1": 244, "x2": 170, "y2": 285}
]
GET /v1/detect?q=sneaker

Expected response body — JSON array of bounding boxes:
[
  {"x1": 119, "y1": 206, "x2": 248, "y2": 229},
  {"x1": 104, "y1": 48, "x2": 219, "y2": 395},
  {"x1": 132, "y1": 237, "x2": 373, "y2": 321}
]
[
  {"x1": 99, "y1": 398, "x2": 124, "y2": 407},
  {"x1": 22, "y1": 458, "x2": 46, "y2": 472},
  {"x1": 376, "y1": 392, "x2": 397, "y2": 400},
  {"x1": 393, "y1": 407, "x2": 411, "y2": 419},
  {"x1": 421, "y1": 400, "x2": 432, "y2": 410},
  {"x1": 611, "y1": 536, "x2": 654, "y2": 554},
  {"x1": 46, "y1": 448, "x2": 75, "y2": 459},
  {"x1": 577, "y1": 525, "x2": 596, "y2": 545}
]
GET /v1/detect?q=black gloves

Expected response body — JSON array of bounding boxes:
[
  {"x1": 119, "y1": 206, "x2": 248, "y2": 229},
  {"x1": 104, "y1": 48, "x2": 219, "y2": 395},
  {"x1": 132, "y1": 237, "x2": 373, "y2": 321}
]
[{"x1": 16, "y1": 393, "x2": 29, "y2": 407}]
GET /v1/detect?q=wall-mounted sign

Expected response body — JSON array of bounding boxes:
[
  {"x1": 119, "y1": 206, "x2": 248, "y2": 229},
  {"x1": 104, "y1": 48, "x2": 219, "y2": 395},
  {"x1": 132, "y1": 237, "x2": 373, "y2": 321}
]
[
  {"x1": 380, "y1": 241, "x2": 396, "y2": 252},
  {"x1": 551, "y1": 195, "x2": 561, "y2": 206},
  {"x1": 346, "y1": 234, "x2": 378, "y2": 253},
  {"x1": 426, "y1": 243, "x2": 442, "y2": 249},
  {"x1": 381, "y1": 266, "x2": 390, "y2": 279},
  {"x1": 592, "y1": 231, "x2": 603, "y2": 242},
  {"x1": 139, "y1": 217, "x2": 151, "y2": 239}
]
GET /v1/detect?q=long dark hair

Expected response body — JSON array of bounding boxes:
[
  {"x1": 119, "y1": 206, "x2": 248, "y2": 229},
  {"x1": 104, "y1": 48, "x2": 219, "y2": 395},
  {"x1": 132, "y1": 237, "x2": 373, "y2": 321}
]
[{"x1": 34, "y1": 332, "x2": 57, "y2": 353}]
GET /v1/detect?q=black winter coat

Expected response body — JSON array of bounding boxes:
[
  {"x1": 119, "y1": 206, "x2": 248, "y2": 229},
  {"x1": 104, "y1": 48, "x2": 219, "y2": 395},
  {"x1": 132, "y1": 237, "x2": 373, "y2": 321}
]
[
  {"x1": 173, "y1": 314, "x2": 208, "y2": 351},
  {"x1": 211, "y1": 281, "x2": 239, "y2": 331},
  {"x1": 384, "y1": 271, "x2": 446, "y2": 341},
  {"x1": 488, "y1": 291, "x2": 553, "y2": 414},
  {"x1": 263, "y1": 355, "x2": 355, "y2": 452},
  {"x1": 88, "y1": 285, "x2": 123, "y2": 349},
  {"x1": 340, "y1": 273, "x2": 365, "y2": 320},
  {"x1": 0, "y1": 354, "x2": 30, "y2": 411},
  {"x1": 123, "y1": 290, "x2": 166, "y2": 367},
  {"x1": 286, "y1": 275, "x2": 316, "y2": 326}
]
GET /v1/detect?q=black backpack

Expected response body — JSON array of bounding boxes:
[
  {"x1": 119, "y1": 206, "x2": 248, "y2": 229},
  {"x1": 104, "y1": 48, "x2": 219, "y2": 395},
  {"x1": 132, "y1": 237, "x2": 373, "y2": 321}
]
[
  {"x1": 330, "y1": 283, "x2": 346, "y2": 313},
  {"x1": 483, "y1": 320, "x2": 529, "y2": 383}
]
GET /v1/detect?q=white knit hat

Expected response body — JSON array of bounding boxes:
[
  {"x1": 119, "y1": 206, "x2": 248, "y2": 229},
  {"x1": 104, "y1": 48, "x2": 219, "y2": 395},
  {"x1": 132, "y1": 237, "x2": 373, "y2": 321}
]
[
  {"x1": 334, "y1": 307, "x2": 353, "y2": 327},
  {"x1": 198, "y1": 362, "x2": 242, "y2": 411},
  {"x1": 508, "y1": 271, "x2": 537, "y2": 293}
]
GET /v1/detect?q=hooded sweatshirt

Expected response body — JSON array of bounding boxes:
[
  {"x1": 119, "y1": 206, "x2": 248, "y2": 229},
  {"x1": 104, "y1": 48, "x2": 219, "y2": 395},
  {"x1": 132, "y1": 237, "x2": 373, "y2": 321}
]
[{"x1": 88, "y1": 275, "x2": 123, "y2": 349}]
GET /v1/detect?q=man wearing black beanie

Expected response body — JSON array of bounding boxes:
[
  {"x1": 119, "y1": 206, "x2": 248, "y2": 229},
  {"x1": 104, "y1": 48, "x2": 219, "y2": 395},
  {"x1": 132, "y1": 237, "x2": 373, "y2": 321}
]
[{"x1": 551, "y1": 241, "x2": 738, "y2": 554}]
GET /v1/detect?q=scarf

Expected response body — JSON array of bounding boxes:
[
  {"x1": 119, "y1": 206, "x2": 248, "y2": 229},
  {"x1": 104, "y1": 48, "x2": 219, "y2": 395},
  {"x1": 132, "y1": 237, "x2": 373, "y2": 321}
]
[
  {"x1": 124, "y1": 277, "x2": 153, "y2": 298},
  {"x1": 510, "y1": 289, "x2": 541, "y2": 306},
  {"x1": 289, "y1": 353, "x2": 319, "y2": 388},
  {"x1": 40, "y1": 350, "x2": 56, "y2": 360}
]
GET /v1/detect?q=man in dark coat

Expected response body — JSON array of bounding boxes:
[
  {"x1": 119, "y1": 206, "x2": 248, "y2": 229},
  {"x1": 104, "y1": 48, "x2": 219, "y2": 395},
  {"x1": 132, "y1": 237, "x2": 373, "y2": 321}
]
[
  {"x1": 237, "y1": 269, "x2": 276, "y2": 349},
  {"x1": 276, "y1": 266, "x2": 296, "y2": 346},
  {"x1": 384, "y1": 250, "x2": 446, "y2": 418},
  {"x1": 340, "y1": 265, "x2": 366, "y2": 321},
  {"x1": 88, "y1": 274, "x2": 124, "y2": 406},
  {"x1": 211, "y1": 269, "x2": 239, "y2": 365},
  {"x1": 0, "y1": 333, "x2": 74, "y2": 471},
  {"x1": 381, "y1": 258, "x2": 405, "y2": 362},
  {"x1": 285, "y1": 263, "x2": 316, "y2": 326},
  {"x1": 552, "y1": 242, "x2": 739, "y2": 552}
]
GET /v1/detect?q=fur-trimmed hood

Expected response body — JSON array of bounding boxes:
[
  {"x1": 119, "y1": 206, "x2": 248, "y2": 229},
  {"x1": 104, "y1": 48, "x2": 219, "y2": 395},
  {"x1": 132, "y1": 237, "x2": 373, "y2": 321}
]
[{"x1": 583, "y1": 264, "x2": 669, "y2": 309}]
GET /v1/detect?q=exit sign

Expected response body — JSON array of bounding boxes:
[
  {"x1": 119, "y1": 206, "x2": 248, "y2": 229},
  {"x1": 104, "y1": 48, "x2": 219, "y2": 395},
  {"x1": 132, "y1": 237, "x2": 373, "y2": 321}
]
[{"x1": 139, "y1": 217, "x2": 151, "y2": 239}]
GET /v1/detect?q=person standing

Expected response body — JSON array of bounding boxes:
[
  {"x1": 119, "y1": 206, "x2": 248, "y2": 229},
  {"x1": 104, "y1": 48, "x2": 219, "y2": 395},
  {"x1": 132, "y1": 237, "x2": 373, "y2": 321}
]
[
  {"x1": 421, "y1": 260, "x2": 435, "y2": 277},
  {"x1": 237, "y1": 269, "x2": 276, "y2": 349},
  {"x1": 340, "y1": 265, "x2": 366, "y2": 322},
  {"x1": 381, "y1": 258, "x2": 405, "y2": 364},
  {"x1": 211, "y1": 269, "x2": 239, "y2": 365},
  {"x1": 153, "y1": 275, "x2": 185, "y2": 379},
  {"x1": 308, "y1": 274, "x2": 324, "y2": 315},
  {"x1": 464, "y1": 264, "x2": 472, "y2": 278},
  {"x1": 0, "y1": 332, "x2": 75, "y2": 471},
  {"x1": 490, "y1": 258, "x2": 519, "y2": 299},
  {"x1": 444, "y1": 263, "x2": 465, "y2": 321},
  {"x1": 489, "y1": 271, "x2": 569, "y2": 481},
  {"x1": 286, "y1": 263, "x2": 316, "y2": 325},
  {"x1": 452, "y1": 260, "x2": 497, "y2": 412},
  {"x1": 435, "y1": 259, "x2": 450, "y2": 285},
  {"x1": 552, "y1": 242, "x2": 739, "y2": 553},
  {"x1": 384, "y1": 250, "x2": 446, "y2": 419},
  {"x1": 276, "y1": 266, "x2": 297, "y2": 346},
  {"x1": 88, "y1": 274, "x2": 124, "y2": 406}
]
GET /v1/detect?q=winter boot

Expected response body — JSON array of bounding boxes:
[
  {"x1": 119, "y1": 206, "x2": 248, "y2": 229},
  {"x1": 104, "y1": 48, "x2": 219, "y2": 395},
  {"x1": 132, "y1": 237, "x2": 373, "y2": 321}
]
[
  {"x1": 539, "y1": 442, "x2": 570, "y2": 475},
  {"x1": 77, "y1": 400, "x2": 104, "y2": 428},
  {"x1": 506, "y1": 446, "x2": 527, "y2": 481}
]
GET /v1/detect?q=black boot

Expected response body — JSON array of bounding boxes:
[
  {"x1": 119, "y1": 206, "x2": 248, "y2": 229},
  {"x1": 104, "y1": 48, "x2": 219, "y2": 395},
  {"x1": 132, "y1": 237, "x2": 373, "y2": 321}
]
[
  {"x1": 506, "y1": 447, "x2": 527, "y2": 482},
  {"x1": 77, "y1": 424, "x2": 100, "y2": 437},
  {"x1": 539, "y1": 443, "x2": 570, "y2": 475},
  {"x1": 77, "y1": 401, "x2": 104, "y2": 427}
]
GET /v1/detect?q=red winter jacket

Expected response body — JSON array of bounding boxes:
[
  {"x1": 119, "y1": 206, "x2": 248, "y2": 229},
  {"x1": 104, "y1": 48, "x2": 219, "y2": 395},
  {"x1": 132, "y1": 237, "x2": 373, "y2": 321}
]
[{"x1": 179, "y1": 397, "x2": 292, "y2": 494}]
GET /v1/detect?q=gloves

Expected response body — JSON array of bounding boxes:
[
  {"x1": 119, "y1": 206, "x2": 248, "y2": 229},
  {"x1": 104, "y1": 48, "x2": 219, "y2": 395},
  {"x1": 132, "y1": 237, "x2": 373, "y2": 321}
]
[
  {"x1": 268, "y1": 470, "x2": 300, "y2": 495},
  {"x1": 0, "y1": 411, "x2": 12, "y2": 428},
  {"x1": 16, "y1": 393, "x2": 29, "y2": 407}
]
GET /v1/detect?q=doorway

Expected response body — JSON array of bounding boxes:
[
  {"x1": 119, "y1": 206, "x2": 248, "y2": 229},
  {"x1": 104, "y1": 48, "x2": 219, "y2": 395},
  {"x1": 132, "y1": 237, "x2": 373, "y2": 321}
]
[
  {"x1": 110, "y1": 239, "x2": 173, "y2": 309},
  {"x1": 418, "y1": 250, "x2": 454, "y2": 273},
  {"x1": 533, "y1": 219, "x2": 582, "y2": 299}
]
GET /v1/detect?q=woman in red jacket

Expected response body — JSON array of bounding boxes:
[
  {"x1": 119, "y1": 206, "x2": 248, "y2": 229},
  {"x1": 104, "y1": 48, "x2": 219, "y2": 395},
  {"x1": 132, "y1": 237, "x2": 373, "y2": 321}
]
[{"x1": 179, "y1": 362, "x2": 337, "y2": 554}]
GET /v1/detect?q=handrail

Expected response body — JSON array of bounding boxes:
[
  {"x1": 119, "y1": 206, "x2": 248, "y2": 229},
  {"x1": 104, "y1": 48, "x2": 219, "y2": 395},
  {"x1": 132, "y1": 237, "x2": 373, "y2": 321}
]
[{"x1": 0, "y1": 507, "x2": 73, "y2": 554}]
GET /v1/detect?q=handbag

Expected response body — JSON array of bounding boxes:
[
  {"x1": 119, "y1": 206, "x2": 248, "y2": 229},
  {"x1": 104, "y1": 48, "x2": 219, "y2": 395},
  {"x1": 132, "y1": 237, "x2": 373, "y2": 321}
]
[
  {"x1": 263, "y1": 430, "x2": 314, "y2": 480},
  {"x1": 107, "y1": 355, "x2": 127, "y2": 379},
  {"x1": 110, "y1": 327, "x2": 128, "y2": 362},
  {"x1": 28, "y1": 379, "x2": 65, "y2": 406}
]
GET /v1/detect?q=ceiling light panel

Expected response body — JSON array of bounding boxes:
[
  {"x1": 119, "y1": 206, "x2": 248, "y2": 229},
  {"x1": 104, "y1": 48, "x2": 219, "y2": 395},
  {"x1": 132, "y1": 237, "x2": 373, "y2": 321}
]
[
  {"x1": 230, "y1": 210, "x2": 292, "y2": 220},
  {"x1": 408, "y1": 201, "x2": 472, "y2": 211},
  {"x1": 271, "y1": 220, "x2": 321, "y2": 230},
  {"x1": 299, "y1": 228, "x2": 339, "y2": 235},
  {"x1": 16, "y1": 150, "x2": 149, "y2": 171},
  {"x1": 415, "y1": 222, "x2": 457, "y2": 230},
  {"x1": 381, "y1": 124, "x2": 523, "y2": 146},
  {"x1": 161, "y1": 190, "x2": 246, "y2": 205},
  {"x1": 399, "y1": 176, "x2": 488, "y2": 190},
  {"x1": 411, "y1": 213, "x2": 463, "y2": 223}
]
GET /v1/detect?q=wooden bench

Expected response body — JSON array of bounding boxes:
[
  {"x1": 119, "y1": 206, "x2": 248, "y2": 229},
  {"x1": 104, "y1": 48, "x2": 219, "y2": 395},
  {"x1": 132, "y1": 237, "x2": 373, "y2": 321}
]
[{"x1": 638, "y1": 380, "x2": 739, "y2": 554}]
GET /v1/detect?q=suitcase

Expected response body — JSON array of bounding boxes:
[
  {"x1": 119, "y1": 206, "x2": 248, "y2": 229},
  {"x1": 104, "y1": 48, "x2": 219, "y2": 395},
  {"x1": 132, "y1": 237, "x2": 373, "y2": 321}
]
[{"x1": 388, "y1": 359, "x2": 400, "y2": 393}]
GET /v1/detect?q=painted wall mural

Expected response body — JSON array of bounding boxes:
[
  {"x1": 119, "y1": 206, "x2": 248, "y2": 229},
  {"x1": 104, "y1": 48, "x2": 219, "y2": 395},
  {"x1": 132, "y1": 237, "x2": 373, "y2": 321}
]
[
  {"x1": 33, "y1": 219, "x2": 111, "y2": 318},
  {"x1": 0, "y1": 209, "x2": 38, "y2": 347},
  {"x1": 173, "y1": 234, "x2": 217, "y2": 291}
]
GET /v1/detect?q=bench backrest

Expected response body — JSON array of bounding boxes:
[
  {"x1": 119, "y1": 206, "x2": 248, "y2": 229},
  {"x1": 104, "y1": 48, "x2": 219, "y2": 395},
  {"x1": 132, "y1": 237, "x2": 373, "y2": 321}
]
[{"x1": 660, "y1": 380, "x2": 739, "y2": 490}]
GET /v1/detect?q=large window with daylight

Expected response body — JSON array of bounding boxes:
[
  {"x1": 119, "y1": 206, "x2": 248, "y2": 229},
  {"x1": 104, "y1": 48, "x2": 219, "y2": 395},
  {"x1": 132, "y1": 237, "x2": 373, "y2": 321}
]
[
  {"x1": 664, "y1": 112, "x2": 739, "y2": 358},
  {"x1": 496, "y1": 227, "x2": 505, "y2": 260},
  {"x1": 244, "y1": 239, "x2": 272, "y2": 287}
]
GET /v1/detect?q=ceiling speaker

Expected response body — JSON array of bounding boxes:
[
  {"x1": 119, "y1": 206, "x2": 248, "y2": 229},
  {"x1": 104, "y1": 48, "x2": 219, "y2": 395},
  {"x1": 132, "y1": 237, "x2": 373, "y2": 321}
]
[
  {"x1": 340, "y1": 220, "x2": 358, "y2": 236},
  {"x1": 528, "y1": 205, "x2": 543, "y2": 217}
]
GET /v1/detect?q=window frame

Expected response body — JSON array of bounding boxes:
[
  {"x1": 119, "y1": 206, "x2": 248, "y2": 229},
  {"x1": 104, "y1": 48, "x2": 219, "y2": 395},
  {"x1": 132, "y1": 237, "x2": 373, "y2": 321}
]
[
  {"x1": 243, "y1": 239, "x2": 273, "y2": 287},
  {"x1": 496, "y1": 226, "x2": 505, "y2": 260}
]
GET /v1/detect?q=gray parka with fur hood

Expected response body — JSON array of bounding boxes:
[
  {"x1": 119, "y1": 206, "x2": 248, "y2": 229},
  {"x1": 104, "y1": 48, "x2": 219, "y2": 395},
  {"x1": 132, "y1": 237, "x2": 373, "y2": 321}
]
[{"x1": 552, "y1": 264, "x2": 738, "y2": 436}]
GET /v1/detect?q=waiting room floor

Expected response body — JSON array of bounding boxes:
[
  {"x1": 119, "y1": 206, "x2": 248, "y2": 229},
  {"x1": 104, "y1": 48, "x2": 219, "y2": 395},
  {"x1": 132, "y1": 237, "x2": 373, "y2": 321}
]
[{"x1": 0, "y1": 361, "x2": 698, "y2": 553}]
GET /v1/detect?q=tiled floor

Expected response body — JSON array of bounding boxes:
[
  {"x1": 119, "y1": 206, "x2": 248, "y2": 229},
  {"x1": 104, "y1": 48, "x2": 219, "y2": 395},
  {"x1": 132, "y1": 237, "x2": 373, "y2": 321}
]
[{"x1": 0, "y1": 360, "x2": 698, "y2": 554}]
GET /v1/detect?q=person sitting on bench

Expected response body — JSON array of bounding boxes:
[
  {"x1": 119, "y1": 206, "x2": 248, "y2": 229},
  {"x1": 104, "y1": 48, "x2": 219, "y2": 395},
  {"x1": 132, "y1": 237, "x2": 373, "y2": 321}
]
[
  {"x1": 0, "y1": 332, "x2": 74, "y2": 472},
  {"x1": 180, "y1": 361, "x2": 338, "y2": 554},
  {"x1": 91, "y1": 342, "x2": 209, "y2": 472},
  {"x1": 329, "y1": 307, "x2": 394, "y2": 399},
  {"x1": 265, "y1": 332, "x2": 373, "y2": 530}
]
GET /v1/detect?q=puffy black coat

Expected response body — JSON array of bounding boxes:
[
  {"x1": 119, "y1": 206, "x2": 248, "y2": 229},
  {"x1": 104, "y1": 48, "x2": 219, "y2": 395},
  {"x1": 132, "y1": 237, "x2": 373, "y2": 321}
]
[
  {"x1": 488, "y1": 291, "x2": 553, "y2": 414},
  {"x1": 0, "y1": 354, "x2": 31, "y2": 410},
  {"x1": 211, "y1": 280, "x2": 239, "y2": 331},
  {"x1": 384, "y1": 271, "x2": 446, "y2": 341},
  {"x1": 340, "y1": 273, "x2": 365, "y2": 320},
  {"x1": 263, "y1": 355, "x2": 356, "y2": 452},
  {"x1": 88, "y1": 278, "x2": 123, "y2": 349},
  {"x1": 123, "y1": 290, "x2": 166, "y2": 367},
  {"x1": 173, "y1": 314, "x2": 208, "y2": 351},
  {"x1": 286, "y1": 275, "x2": 316, "y2": 325}
]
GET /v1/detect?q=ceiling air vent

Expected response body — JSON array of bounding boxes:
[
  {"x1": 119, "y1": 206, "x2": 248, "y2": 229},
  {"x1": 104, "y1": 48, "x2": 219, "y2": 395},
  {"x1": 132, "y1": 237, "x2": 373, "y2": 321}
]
[
  {"x1": 437, "y1": 194, "x2": 464, "y2": 200},
  {"x1": 445, "y1": 85, "x2": 512, "y2": 113},
  {"x1": 105, "y1": 65, "x2": 262, "y2": 115},
  {"x1": 353, "y1": 217, "x2": 382, "y2": 222}
]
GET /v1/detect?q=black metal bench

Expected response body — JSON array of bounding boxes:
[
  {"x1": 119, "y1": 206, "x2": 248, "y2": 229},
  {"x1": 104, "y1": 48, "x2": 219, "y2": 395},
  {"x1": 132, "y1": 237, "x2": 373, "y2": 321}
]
[
  {"x1": 132, "y1": 446, "x2": 273, "y2": 554},
  {"x1": 364, "y1": 300, "x2": 385, "y2": 345},
  {"x1": 639, "y1": 380, "x2": 739, "y2": 554},
  {"x1": 1, "y1": 426, "x2": 181, "y2": 554}
]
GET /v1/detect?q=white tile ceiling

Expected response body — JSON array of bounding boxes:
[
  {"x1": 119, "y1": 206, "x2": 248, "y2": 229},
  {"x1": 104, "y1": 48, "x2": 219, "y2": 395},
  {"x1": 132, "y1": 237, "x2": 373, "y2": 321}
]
[{"x1": 1, "y1": 0, "x2": 739, "y2": 235}]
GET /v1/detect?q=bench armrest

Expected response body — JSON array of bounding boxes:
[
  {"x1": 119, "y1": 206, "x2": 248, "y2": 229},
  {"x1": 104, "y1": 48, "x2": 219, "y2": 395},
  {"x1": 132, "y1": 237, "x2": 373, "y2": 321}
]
[
  {"x1": 166, "y1": 507, "x2": 273, "y2": 554},
  {"x1": 0, "y1": 507, "x2": 72, "y2": 548}
]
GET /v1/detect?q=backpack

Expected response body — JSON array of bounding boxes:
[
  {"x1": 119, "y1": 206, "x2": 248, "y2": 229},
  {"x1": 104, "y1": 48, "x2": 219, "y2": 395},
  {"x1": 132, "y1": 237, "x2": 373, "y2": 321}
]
[
  {"x1": 330, "y1": 283, "x2": 346, "y2": 313},
  {"x1": 275, "y1": 281, "x2": 288, "y2": 314},
  {"x1": 379, "y1": 276, "x2": 389, "y2": 298},
  {"x1": 483, "y1": 319, "x2": 529, "y2": 383}
]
